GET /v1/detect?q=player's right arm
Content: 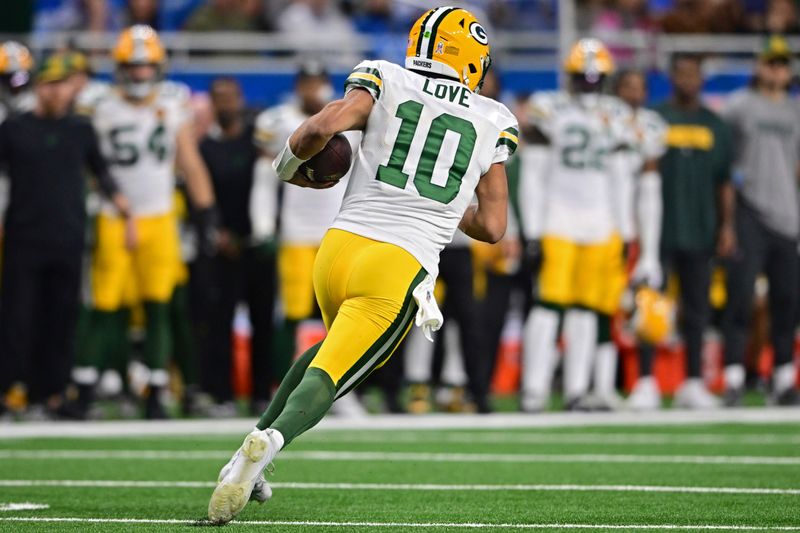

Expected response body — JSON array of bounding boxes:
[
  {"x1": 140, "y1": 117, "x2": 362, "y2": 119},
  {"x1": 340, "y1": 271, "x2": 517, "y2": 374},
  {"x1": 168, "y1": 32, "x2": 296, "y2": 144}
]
[
  {"x1": 459, "y1": 163, "x2": 509, "y2": 244},
  {"x1": 274, "y1": 61, "x2": 379, "y2": 189}
]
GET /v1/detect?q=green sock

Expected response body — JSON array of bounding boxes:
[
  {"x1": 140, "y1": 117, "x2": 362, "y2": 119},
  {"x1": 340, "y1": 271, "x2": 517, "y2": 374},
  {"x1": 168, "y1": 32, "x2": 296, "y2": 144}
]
[
  {"x1": 270, "y1": 367, "x2": 335, "y2": 446},
  {"x1": 143, "y1": 301, "x2": 172, "y2": 371},
  {"x1": 169, "y1": 285, "x2": 197, "y2": 386},
  {"x1": 76, "y1": 309, "x2": 116, "y2": 369},
  {"x1": 256, "y1": 341, "x2": 322, "y2": 430},
  {"x1": 103, "y1": 309, "x2": 130, "y2": 377}
]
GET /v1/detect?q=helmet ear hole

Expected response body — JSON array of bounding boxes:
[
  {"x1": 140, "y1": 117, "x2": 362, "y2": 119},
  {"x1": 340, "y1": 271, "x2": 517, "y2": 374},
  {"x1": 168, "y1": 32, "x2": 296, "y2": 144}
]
[{"x1": 468, "y1": 63, "x2": 478, "y2": 74}]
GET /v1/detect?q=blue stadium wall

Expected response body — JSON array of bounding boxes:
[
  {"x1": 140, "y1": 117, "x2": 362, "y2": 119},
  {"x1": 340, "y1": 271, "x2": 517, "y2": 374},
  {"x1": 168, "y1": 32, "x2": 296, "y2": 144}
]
[{"x1": 98, "y1": 69, "x2": 756, "y2": 108}]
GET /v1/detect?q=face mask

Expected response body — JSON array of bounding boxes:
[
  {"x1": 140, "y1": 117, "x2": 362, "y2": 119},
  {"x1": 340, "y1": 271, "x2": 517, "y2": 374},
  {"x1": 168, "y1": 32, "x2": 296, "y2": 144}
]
[
  {"x1": 316, "y1": 83, "x2": 334, "y2": 104},
  {"x1": 124, "y1": 80, "x2": 156, "y2": 100}
]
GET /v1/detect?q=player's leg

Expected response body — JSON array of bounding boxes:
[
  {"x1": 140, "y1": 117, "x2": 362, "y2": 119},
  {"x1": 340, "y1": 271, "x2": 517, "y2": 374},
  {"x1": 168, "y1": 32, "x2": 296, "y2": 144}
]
[
  {"x1": 134, "y1": 214, "x2": 180, "y2": 418},
  {"x1": 721, "y1": 205, "x2": 764, "y2": 403},
  {"x1": 521, "y1": 236, "x2": 574, "y2": 411},
  {"x1": 588, "y1": 235, "x2": 626, "y2": 409},
  {"x1": 271, "y1": 235, "x2": 424, "y2": 443},
  {"x1": 210, "y1": 231, "x2": 424, "y2": 524},
  {"x1": 764, "y1": 232, "x2": 800, "y2": 404},
  {"x1": 277, "y1": 244, "x2": 318, "y2": 359},
  {"x1": 37, "y1": 251, "x2": 83, "y2": 405},
  {"x1": 205, "y1": 253, "x2": 241, "y2": 408},
  {"x1": 0, "y1": 245, "x2": 40, "y2": 412},
  {"x1": 245, "y1": 245, "x2": 278, "y2": 413},
  {"x1": 69, "y1": 214, "x2": 130, "y2": 417},
  {"x1": 672, "y1": 250, "x2": 719, "y2": 409},
  {"x1": 445, "y1": 246, "x2": 490, "y2": 412}
]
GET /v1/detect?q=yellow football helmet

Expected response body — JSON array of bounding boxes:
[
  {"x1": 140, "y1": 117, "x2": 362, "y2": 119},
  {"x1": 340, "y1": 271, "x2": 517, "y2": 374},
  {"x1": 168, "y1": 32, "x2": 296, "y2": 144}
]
[
  {"x1": 631, "y1": 287, "x2": 675, "y2": 345},
  {"x1": 0, "y1": 41, "x2": 34, "y2": 99},
  {"x1": 406, "y1": 6, "x2": 491, "y2": 92},
  {"x1": 564, "y1": 38, "x2": 615, "y2": 79},
  {"x1": 112, "y1": 25, "x2": 166, "y2": 99}
]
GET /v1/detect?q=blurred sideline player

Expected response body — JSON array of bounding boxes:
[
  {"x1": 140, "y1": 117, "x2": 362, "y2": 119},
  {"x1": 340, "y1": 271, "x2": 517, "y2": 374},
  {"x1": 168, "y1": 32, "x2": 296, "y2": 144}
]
[
  {"x1": 208, "y1": 7, "x2": 516, "y2": 523},
  {"x1": 519, "y1": 39, "x2": 662, "y2": 411},
  {"x1": 254, "y1": 63, "x2": 365, "y2": 416},
  {"x1": 71, "y1": 25, "x2": 217, "y2": 419},
  {"x1": 606, "y1": 69, "x2": 671, "y2": 409}
]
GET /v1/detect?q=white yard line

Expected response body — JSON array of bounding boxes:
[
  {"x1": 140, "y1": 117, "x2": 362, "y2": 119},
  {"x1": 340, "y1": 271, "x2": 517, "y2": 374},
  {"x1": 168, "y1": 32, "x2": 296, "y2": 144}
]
[
  {"x1": 0, "y1": 517, "x2": 799, "y2": 530},
  {"x1": 300, "y1": 432, "x2": 800, "y2": 446},
  {"x1": 0, "y1": 503, "x2": 49, "y2": 512},
  {"x1": 0, "y1": 449, "x2": 798, "y2": 465},
  {"x1": 0, "y1": 479, "x2": 799, "y2": 496},
  {"x1": 1, "y1": 409, "x2": 799, "y2": 439}
]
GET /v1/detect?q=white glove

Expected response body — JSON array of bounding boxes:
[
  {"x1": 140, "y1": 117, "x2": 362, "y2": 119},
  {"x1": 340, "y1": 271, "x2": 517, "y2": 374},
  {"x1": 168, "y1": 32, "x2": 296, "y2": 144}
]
[
  {"x1": 412, "y1": 275, "x2": 443, "y2": 342},
  {"x1": 631, "y1": 256, "x2": 663, "y2": 289}
]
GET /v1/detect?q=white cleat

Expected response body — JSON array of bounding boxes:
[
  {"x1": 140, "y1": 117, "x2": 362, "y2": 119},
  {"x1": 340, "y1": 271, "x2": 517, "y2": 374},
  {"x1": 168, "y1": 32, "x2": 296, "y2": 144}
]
[
  {"x1": 217, "y1": 454, "x2": 272, "y2": 504},
  {"x1": 208, "y1": 429, "x2": 280, "y2": 525},
  {"x1": 673, "y1": 378, "x2": 720, "y2": 410},
  {"x1": 627, "y1": 376, "x2": 662, "y2": 411}
]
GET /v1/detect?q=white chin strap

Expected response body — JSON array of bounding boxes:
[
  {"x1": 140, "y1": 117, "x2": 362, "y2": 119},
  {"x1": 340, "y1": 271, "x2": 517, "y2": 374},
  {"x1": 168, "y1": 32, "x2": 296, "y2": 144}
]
[{"x1": 405, "y1": 57, "x2": 461, "y2": 84}]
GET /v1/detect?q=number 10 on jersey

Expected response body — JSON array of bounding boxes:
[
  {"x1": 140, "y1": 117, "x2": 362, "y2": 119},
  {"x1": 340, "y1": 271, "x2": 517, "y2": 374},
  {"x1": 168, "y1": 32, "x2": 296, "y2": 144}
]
[{"x1": 377, "y1": 100, "x2": 477, "y2": 204}]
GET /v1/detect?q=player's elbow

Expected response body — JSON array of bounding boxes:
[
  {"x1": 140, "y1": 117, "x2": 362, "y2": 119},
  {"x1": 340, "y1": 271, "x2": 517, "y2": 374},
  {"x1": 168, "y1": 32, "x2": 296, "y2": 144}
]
[
  {"x1": 481, "y1": 215, "x2": 507, "y2": 244},
  {"x1": 307, "y1": 100, "x2": 347, "y2": 139},
  {"x1": 485, "y1": 224, "x2": 506, "y2": 244}
]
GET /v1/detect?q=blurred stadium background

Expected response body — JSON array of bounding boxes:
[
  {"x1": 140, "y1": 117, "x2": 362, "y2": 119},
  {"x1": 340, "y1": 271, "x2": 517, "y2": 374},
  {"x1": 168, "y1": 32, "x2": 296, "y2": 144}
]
[
  {"x1": 0, "y1": 2, "x2": 799, "y2": 532},
  {"x1": 0, "y1": 0, "x2": 799, "y2": 422}
]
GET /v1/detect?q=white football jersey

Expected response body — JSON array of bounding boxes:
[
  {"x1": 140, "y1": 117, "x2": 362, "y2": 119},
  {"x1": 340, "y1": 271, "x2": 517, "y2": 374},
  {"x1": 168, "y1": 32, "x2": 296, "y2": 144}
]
[
  {"x1": 527, "y1": 91, "x2": 630, "y2": 243},
  {"x1": 614, "y1": 106, "x2": 668, "y2": 240},
  {"x1": 75, "y1": 79, "x2": 112, "y2": 117},
  {"x1": 331, "y1": 60, "x2": 518, "y2": 277},
  {"x1": 254, "y1": 102, "x2": 350, "y2": 245},
  {"x1": 92, "y1": 81, "x2": 192, "y2": 216}
]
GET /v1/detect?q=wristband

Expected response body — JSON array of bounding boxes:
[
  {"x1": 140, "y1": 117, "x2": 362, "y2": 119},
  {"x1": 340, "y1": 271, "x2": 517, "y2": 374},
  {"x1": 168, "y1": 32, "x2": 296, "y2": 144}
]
[{"x1": 272, "y1": 138, "x2": 308, "y2": 182}]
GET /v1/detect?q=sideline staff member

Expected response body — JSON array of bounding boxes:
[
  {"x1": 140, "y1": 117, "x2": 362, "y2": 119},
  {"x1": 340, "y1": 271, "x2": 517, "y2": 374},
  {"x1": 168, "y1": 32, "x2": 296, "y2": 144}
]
[{"x1": 0, "y1": 54, "x2": 129, "y2": 416}]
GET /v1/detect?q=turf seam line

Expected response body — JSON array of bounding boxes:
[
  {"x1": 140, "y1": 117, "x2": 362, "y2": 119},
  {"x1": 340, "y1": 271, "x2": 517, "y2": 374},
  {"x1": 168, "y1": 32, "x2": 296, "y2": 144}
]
[
  {"x1": 1, "y1": 479, "x2": 800, "y2": 495},
  {"x1": 2, "y1": 449, "x2": 799, "y2": 466},
  {"x1": 2, "y1": 409, "x2": 800, "y2": 439},
  {"x1": 1, "y1": 517, "x2": 800, "y2": 530}
]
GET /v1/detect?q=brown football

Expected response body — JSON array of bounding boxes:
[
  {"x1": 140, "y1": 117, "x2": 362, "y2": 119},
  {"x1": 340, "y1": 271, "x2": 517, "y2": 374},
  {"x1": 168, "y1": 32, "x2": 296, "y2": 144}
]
[{"x1": 298, "y1": 133, "x2": 353, "y2": 183}]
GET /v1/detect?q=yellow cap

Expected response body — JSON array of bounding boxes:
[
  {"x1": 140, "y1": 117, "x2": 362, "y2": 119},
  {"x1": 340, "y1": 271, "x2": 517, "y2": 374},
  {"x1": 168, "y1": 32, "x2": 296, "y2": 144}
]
[
  {"x1": 760, "y1": 34, "x2": 792, "y2": 61},
  {"x1": 35, "y1": 53, "x2": 71, "y2": 84}
]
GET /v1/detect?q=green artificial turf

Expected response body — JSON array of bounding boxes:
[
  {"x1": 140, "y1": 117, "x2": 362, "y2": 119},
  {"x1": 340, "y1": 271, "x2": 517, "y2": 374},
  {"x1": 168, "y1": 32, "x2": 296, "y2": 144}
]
[{"x1": 0, "y1": 422, "x2": 798, "y2": 532}]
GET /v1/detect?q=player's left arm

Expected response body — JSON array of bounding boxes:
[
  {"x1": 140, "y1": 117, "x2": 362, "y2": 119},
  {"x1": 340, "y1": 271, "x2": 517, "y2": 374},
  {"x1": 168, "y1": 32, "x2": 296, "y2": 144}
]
[
  {"x1": 84, "y1": 122, "x2": 131, "y2": 219},
  {"x1": 175, "y1": 122, "x2": 219, "y2": 254},
  {"x1": 459, "y1": 163, "x2": 509, "y2": 244},
  {"x1": 632, "y1": 158, "x2": 663, "y2": 288},
  {"x1": 176, "y1": 122, "x2": 215, "y2": 209},
  {"x1": 274, "y1": 89, "x2": 374, "y2": 188}
]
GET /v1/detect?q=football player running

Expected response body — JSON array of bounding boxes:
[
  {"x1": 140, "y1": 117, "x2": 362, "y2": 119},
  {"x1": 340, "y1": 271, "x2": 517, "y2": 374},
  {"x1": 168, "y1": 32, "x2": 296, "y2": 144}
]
[
  {"x1": 208, "y1": 6, "x2": 516, "y2": 524},
  {"x1": 518, "y1": 39, "x2": 662, "y2": 411},
  {"x1": 73, "y1": 25, "x2": 217, "y2": 419}
]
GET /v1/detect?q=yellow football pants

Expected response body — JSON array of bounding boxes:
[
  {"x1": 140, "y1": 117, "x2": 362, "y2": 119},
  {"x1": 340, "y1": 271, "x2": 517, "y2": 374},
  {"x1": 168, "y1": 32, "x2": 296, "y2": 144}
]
[
  {"x1": 91, "y1": 213, "x2": 180, "y2": 311},
  {"x1": 278, "y1": 245, "x2": 319, "y2": 320},
  {"x1": 538, "y1": 234, "x2": 626, "y2": 315},
  {"x1": 308, "y1": 229, "x2": 426, "y2": 396}
]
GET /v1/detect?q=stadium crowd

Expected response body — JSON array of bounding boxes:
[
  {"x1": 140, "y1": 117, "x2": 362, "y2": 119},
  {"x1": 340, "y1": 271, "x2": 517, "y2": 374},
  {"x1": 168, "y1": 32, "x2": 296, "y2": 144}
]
[
  {"x1": 0, "y1": 2, "x2": 799, "y2": 421},
  {"x1": 1, "y1": 1, "x2": 799, "y2": 35}
]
